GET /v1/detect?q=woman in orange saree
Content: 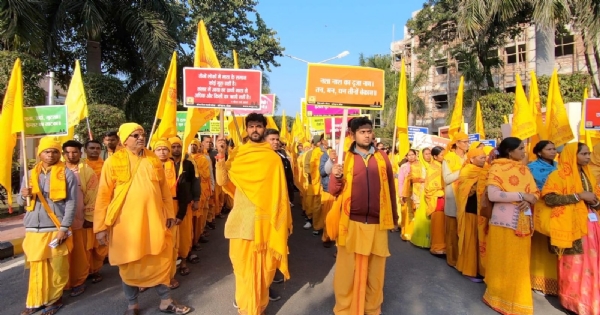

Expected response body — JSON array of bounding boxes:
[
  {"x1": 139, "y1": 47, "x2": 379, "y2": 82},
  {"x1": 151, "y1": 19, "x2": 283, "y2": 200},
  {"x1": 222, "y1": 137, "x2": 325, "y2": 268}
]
[
  {"x1": 398, "y1": 150, "x2": 417, "y2": 241},
  {"x1": 538, "y1": 142, "x2": 600, "y2": 315},
  {"x1": 426, "y1": 146, "x2": 446, "y2": 255},
  {"x1": 483, "y1": 137, "x2": 539, "y2": 315}
]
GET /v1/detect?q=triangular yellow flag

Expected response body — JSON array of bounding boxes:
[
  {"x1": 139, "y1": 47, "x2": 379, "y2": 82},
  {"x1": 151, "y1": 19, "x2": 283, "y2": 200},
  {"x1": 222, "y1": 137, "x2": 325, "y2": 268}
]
[
  {"x1": 280, "y1": 110, "x2": 289, "y2": 141},
  {"x1": 183, "y1": 20, "x2": 220, "y2": 157},
  {"x1": 266, "y1": 116, "x2": 279, "y2": 131},
  {"x1": 448, "y1": 76, "x2": 464, "y2": 137},
  {"x1": 395, "y1": 59, "x2": 409, "y2": 158},
  {"x1": 151, "y1": 51, "x2": 178, "y2": 147},
  {"x1": 0, "y1": 58, "x2": 25, "y2": 207},
  {"x1": 475, "y1": 101, "x2": 485, "y2": 139},
  {"x1": 546, "y1": 70, "x2": 574, "y2": 147},
  {"x1": 60, "y1": 60, "x2": 88, "y2": 142},
  {"x1": 511, "y1": 74, "x2": 536, "y2": 140},
  {"x1": 528, "y1": 71, "x2": 543, "y2": 161}
]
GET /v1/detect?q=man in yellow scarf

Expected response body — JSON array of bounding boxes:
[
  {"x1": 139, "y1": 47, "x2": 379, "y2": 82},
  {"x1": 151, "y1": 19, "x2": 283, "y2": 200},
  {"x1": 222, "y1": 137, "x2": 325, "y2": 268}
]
[
  {"x1": 19, "y1": 136, "x2": 78, "y2": 315},
  {"x1": 216, "y1": 113, "x2": 291, "y2": 315},
  {"x1": 62, "y1": 140, "x2": 99, "y2": 297},
  {"x1": 189, "y1": 140, "x2": 212, "y2": 249},
  {"x1": 442, "y1": 132, "x2": 469, "y2": 267},
  {"x1": 303, "y1": 134, "x2": 326, "y2": 231},
  {"x1": 94, "y1": 123, "x2": 191, "y2": 315},
  {"x1": 329, "y1": 117, "x2": 399, "y2": 315},
  {"x1": 201, "y1": 135, "x2": 220, "y2": 231},
  {"x1": 82, "y1": 139, "x2": 107, "y2": 282}
]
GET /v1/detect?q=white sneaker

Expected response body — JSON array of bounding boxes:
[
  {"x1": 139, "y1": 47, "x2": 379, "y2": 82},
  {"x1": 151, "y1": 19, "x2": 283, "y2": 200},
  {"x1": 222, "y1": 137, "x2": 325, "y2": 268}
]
[{"x1": 303, "y1": 222, "x2": 312, "y2": 229}]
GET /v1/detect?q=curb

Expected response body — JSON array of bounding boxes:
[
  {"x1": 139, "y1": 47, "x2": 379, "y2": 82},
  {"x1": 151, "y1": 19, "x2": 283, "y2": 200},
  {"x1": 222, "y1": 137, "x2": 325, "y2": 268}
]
[{"x1": 0, "y1": 237, "x2": 24, "y2": 260}]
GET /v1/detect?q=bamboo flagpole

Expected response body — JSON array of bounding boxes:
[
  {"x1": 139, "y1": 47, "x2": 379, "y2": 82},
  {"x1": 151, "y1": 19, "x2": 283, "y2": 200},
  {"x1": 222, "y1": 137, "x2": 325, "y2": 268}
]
[
  {"x1": 230, "y1": 111, "x2": 243, "y2": 143},
  {"x1": 337, "y1": 109, "x2": 349, "y2": 164},
  {"x1": 146, "y1": 116, "x2": 159, "y2": 149},
  {"x1": 20, "y1": 134, "x2": 30, "y2": 207},
  {"x1": 86, "y1": 117, "x2": 93, "y2": 140}
]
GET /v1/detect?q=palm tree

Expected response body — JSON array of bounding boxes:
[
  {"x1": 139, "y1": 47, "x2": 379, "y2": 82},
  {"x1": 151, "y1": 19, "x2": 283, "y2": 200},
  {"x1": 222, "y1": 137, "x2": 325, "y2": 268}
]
[{"x1": 457, "y1": 0, "x2": 571, "y2": 76}]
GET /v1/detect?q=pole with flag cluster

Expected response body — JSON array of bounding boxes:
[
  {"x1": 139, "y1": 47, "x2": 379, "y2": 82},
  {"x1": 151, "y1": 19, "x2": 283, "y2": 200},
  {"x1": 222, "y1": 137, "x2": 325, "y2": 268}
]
[
  {"x1": 148, "y1": 51, "x2": 179, "y2": 148},
  {"x1": 391, "y1": 58, "x2": 409, "y2": 163}
]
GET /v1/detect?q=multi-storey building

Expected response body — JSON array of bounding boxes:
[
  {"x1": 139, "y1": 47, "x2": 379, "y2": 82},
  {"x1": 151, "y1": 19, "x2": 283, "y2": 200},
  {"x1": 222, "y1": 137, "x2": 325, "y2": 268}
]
[{"x1": 389, "y1": 9, "x2": 589, "y2": 135}]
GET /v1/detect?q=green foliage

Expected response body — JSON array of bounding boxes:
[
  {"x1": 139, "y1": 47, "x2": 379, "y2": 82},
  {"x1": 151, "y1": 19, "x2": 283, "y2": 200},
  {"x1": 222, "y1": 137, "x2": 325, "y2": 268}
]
[
  {"x1": 537, "y1": 72, "x2": 591, "y2": 105},
  {"x1": 83, "y1": 73, "x2": 127, "y2": 108},
  {"x1": 477, "y1": 92, "x2": 515, "y2": 139},
  {"x1": 272, "y1": 115, "x2": 293, "y2": 132},
  {"x1": 374, "y1": 125, "x2": 394, "y2": 146},
  {"x1": 75, "y1": 104, "x2": 126, "y2": 142},
  {"x1": 0, "y1": 51, "x2": 46, "y2": 106}
]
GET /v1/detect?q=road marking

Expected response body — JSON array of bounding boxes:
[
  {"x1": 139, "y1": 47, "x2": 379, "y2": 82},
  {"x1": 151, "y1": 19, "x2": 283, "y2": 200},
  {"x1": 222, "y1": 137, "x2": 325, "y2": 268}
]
[{"x1": 0, "y1": 257, "x2": 24, "y2": 272}]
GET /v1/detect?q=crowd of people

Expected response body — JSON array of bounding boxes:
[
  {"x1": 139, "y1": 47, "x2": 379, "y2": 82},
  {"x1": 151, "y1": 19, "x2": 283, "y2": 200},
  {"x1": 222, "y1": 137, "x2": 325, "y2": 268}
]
[{"x1": 14, "y1": 111, "x2": 600, "y2": 315}]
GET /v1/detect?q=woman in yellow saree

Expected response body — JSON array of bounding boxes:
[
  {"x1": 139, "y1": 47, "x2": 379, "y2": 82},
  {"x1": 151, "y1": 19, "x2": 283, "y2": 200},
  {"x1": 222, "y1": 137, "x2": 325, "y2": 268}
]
[
  {"x1": 538, "y1": 142, "x2": 600, "y2": 315},
  {"x1": 483, "y1": 137, "x2": 539, "y2": 315},
  {"x1": 426, "y1": 146, "x2": 446, "y2": 255},
  {"x1": 408, "y1": 148, "x2": 432, "y2": 248},
  {"x1": 455, "y1": 147, "x2": 488, "y2": 282},
  {"x1": 399, "y1": 150, "x2": 417, "y2": 241}
]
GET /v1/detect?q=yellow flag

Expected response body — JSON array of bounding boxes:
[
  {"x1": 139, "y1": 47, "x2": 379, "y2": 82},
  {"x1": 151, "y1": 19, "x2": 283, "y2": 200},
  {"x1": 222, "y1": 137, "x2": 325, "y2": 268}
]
[
  {"x1": 529, "y1": 71, "x2": 545, "y2": 139},
  {"x1": 546, "y1": 70, "x2": 574, "y2": 147},
  {"x1": 301, "y1": 98, "x2": 308, "y2": 125},
  {"x1": 233, "y1": 50, "x2": 239, "y2": 69},
  {"x1": 394, "y1": 59, "x2": 409, "y2": 158},
  {"x1": 448, "y1": 76, "x2": 464, "y2": 137},
  {"x1": 266, "y1": 116, "x2": 279, "y2": 131},
  {"x1": 60, "y1": 60, "x2": 88, "y2": 142},
  {"x1": 503, "y1": 115, "x2": 509, "y2": 124},
  {"x1": 183, "y1": 20, "x2": 220, "y2": 157},
  {"x1": 580, "y1": 88, "x2": 593, "y2": 151},
  {"x1": 475, "y1": 101, "x2": 485, "y2": 139},
  {"x1": 0, "y1": 58, "x2": 25, "y2": 206},
  {"x1": 280, "y1": 110, "x2": 289, "y2": 142},
  {"x1": 511, "y1": 74, "x2": 536, "y2": 140},
  {"x1": 151, "y1": 51, "x2": 178, "y2": 146},
  {"x1": 293, "y1": 113, "x2": 304, "y2": 142},
  {"x1": 228, "y1": 116, "x2": 246, "y2": 144}
]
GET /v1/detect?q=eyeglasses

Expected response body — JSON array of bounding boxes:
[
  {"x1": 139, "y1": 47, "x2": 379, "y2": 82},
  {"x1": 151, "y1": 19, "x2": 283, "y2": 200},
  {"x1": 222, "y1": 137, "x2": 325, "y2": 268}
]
[{"x1": 129, "y1": 133, "x2": 146, "y2": 139}]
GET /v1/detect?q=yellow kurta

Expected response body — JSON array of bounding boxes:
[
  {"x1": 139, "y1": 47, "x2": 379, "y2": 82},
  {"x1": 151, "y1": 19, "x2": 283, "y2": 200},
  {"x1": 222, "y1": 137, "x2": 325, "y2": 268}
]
[
  {"x1": 305, "y1": 148, "x2": 324, "y2": 223},
  {"x1": 83, "y1": 158, "x2": 107, "y2": 273},
  {"x1": 94, "y1": 149, "x2": 175, "y2": 287}
]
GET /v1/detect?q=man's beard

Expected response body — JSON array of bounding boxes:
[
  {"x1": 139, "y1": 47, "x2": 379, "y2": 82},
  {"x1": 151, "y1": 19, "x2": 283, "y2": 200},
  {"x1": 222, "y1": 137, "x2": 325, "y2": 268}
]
[{"x1": 249, "y1": 132, "x2": 262, "y2": 142}]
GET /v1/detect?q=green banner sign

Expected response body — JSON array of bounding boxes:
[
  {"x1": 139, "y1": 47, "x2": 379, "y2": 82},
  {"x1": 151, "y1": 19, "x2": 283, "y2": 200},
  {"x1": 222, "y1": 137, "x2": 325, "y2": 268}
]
[
  {"x1": 176, "y1": 111, "x2": 186, "y2": 132},
  {"x1": 24, "y1": 105, "x2": 68, "y2": 137}
]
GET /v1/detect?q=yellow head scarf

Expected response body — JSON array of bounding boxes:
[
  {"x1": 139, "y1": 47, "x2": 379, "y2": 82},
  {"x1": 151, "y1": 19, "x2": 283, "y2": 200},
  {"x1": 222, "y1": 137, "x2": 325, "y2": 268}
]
[
  {"x1": 449, "y1": 132, "x2": 469, "y2": 149},
  {"x1": 168, "y1": 137, "x2": 182, "y2": 147},
  {"x1": 469, "y1": 141, "x2": 482, "y2": 151},
  {"x1": 483, "y1": 146, "x2": 494, "y2": 156},
  {"x1": 153, "y1": 139, "x2": 171, "y2": 151},
  {"x1": 118, "y1": 123, "x2": 143, "y2": 145},
  {"x1": 38, "y1": 136, "x2": 62, "y2": 155},
  {"x1": 418, "y1": 148, "x2": 432, "y2": 170},
  {"x1": 543, "y1": 142, "x2": 599, "y2": 249},
  {"x1": 466, "y1": 147, "x2": 486, "y2": 165}
]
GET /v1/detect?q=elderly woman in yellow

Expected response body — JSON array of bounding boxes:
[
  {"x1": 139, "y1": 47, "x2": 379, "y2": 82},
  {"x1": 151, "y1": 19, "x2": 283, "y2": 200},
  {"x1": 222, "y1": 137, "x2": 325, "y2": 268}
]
[
  {"x1": 455, "y1": 147, "x2": 487, "y2": 283},
  {"x1": 425, "y1": 146, "x2": 446, "y2": 255},
  {"x1": 482, "y1": 137, "x2": 539, "y2": 315},
  {"x1": 407, "y1": 148, "x2": 432, "y2": 248},
  {"x1": 538, "y1": 142, "x2": 600, "y2": 315},
  {"x1": 442, "y1": 132, "x2": 469, "y2": 267},
  {"x1": 399, "y1": 149, "x2": 418, "y2": 241}
]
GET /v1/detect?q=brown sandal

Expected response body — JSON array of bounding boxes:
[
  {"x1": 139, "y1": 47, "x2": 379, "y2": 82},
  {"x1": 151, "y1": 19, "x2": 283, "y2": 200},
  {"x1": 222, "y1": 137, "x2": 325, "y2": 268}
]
[{"x1": 20, "y1": 307, "x2": 43, "y2": 315}]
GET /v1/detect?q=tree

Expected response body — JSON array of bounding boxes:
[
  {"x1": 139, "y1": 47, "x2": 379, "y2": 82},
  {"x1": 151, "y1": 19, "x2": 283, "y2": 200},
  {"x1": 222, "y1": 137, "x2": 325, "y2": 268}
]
[
  {"x1": 75, "y1": 104, "x2": 126, "y2": 141},
  {"x1": 477, "y1": 92, "x2": 515, "y2": 139},
  {"x1": 83, "y1": 73, "x2": 128, "y2": 108},
  {"x1": 0, "y1": 51, "x2": 46, "y2": 107}
]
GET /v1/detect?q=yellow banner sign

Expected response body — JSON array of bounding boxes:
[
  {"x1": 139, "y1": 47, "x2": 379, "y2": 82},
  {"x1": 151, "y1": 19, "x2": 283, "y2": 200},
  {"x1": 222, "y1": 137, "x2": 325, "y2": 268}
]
[{"x1": 309, "y1": 117, "x2": 325, "y2": 132}]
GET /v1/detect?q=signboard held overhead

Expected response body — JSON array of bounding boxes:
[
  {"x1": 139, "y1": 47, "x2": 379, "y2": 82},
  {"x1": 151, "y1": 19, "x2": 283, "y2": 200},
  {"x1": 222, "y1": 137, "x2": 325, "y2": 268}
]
[
  {"x1": 305, "y1": 64, "x2": 385, "y2": 110},
  {"x1": 231, "y1": 94, "x2": 276, "y2": 116},
  {"x1": 183, "y1": 68, "x2": 262, "y2": 109},
  {"x1": 306, "y1": 104, "x2": 361, "y2": 118}
]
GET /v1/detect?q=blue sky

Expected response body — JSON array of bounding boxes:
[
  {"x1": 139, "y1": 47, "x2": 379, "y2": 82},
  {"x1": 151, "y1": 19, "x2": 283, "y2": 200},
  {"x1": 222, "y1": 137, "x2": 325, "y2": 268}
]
[{"x1": 255, "y1": 0, "x2": 425, "y2": 116}]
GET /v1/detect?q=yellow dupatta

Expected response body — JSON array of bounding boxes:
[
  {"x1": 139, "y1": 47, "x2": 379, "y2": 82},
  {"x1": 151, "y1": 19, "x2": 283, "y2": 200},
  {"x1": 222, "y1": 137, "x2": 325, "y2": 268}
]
[
  {"x1": 306, "y1": 147, "x2": 324, "y2": 195},
  {"x1": 83, "y1": 158, "x2": 104, "y2": 178},
  {"x1": 424, "y1": 160, "x2": 444, "y2": 216},
  {"x1": 455, "y1": 155, "x2": 488, "y2": 255},
  {"x1": 327, "y1": 146, "x2": 394, "y2": 246},
  {"x1": 443, "y1": 150, "x2": 465, "y2": 198},
  {"x1": 224, "y1": 141, "x2": 291, "y2": 278},
  {"x1": 487, "y1": 158, "x2": 540, "y2": 236},
  {"x1": 540, "y1": 143, "x2": 600, "y2": 249},
  {"x1": 104, "y1": 148, "x2": 163, "y2": 226},
  {"x1": 27, "y1": 161, "x2": 67, "y2": 211},
  {"x1": 163, "y1": 159, "x2": 177, "y2": 197}
]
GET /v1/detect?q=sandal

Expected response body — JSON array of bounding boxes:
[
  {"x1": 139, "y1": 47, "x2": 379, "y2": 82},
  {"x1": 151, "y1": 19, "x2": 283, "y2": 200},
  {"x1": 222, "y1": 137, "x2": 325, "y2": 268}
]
[
  {"x1": 159, "y1": 302, "x2": 192, "y2": 314},
  {"x1": 20, "y1": 307, "x2": 44, "y2": 315},
  {"x1": 70, "y1": 284, "x2": 86, "y2": 297},
  {"x1": 179, "y1": 266, "x2": 190, "y2": 276},
  {"x1": 169, "y1": 279, "x2": 180, "y2": 290},
  {"x1": 41, "y1": 303, "x2": 63, "y2": 315},
  {"x1": 90, "y1": 272, "x2": 103, "y2": 284},
  {"x1": 186, "y1": 254, "x2": 200, "y2": 264}
]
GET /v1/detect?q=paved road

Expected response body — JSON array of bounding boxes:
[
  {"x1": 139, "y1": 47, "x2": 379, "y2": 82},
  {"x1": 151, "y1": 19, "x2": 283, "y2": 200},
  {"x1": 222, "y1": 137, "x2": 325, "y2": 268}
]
[{"x1": 0, "y1": 195, "x2": 568, "y2": 315}]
